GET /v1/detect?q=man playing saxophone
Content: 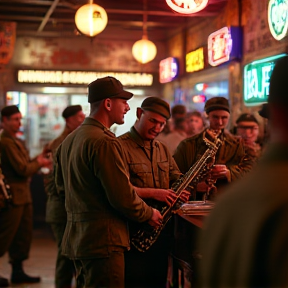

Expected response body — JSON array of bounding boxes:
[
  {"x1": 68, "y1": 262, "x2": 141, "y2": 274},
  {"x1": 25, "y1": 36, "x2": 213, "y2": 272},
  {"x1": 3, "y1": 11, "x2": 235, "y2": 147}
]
[
  {"x1": 118, "y1": 97, "x2": 190, "y2": 288},
  {"x1": 174, "y1": 97, "x2": 254, "y2": 200}
]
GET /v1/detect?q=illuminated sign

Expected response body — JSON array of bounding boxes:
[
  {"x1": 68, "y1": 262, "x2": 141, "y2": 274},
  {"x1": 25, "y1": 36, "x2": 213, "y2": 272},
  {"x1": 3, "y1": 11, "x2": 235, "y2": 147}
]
[
  {"x1": 159, "y1": 57, "x2": 178, "y2": 83},
  {"x1": 243, "y1": 54, "x2": 287, "y2": 105},
  {"x1": 17, "y1": 70, "x2": 153, "y2": 86},
  {"x1": 208, "y1": 26, "x2": 242, "y2": 67},
  {"x1": 166, "y1": 0, "x2": 209, "y2": 14},
  {"x1": 186, "y1": 47, "x2": 205, "y2": 72},
  {"x1": 268, "y1": 0, "x2": 288, "y2": 40},
  {"x1": 192, "y1": 95, "x2": 206, "y2": 103}
]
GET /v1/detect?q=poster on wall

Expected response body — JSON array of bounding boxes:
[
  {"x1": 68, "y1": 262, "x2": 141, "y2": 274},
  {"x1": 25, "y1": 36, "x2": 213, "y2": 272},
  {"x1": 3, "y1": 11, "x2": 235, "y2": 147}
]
[
  {"x1": 0, "y1": 22, "x2": 16, "y2": 65},
  {"x1": 243, "y1": 53, "x2": 288, "y2": 106}
]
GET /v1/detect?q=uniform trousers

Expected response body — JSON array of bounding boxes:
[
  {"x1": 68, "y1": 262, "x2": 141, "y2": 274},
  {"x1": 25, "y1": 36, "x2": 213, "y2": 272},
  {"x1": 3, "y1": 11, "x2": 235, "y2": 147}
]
[
  {"x1": 73, "y1": 251, "x2": 125, "y2": 288},
  {"x1": 0, "y1": 203, "x2": 32, "y2": 263},
  {"x1": 50, "y1": 222, "x2": 75, "y2": 288}
]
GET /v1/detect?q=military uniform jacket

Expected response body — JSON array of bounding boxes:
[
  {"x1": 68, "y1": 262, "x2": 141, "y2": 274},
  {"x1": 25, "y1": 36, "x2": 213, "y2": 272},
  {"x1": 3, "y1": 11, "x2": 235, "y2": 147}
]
[
  {"x1": 118, "y1": 127, "x2": 181, "y2": 190},
  {"x1": 0, "y1": 131, "x2": 41, "y2": 205},
  {"x1": 45, "y1": 127, "x2": 71, "y2": 223},
  {"x1": 55, "y1": 118, "x2": 153, "y2": 259},
  {"x1": 200, "y1": 143, "x2": 288, "y2": 287},
  {"x1": 173, "y1": 129, "x2": 253, "y2": 188}
]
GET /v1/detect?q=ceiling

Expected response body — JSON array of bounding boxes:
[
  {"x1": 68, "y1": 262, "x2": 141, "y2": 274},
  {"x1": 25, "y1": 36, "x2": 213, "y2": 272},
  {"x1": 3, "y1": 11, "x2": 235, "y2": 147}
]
[{"x1": 0, "y1": 0, "x2": 229, "y2": 42}]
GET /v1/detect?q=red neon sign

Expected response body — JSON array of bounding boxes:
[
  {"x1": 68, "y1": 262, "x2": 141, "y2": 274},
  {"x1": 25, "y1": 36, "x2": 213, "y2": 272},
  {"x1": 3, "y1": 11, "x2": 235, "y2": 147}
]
[
  {"x1": 208, "y1": 27, "x2": 233, "y2": 67},
  {"x1": 166, "y1": 0, "x2": 209, "y2": 14}
]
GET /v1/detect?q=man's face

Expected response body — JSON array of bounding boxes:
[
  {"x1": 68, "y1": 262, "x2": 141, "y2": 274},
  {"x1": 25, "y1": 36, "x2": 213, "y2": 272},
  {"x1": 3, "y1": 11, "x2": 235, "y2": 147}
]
[
  {"x1": 110, "y1": 98, "x2": 130, "y2": 125},
  {"x1": 67, "y1": 110, "x2": 85, "y2": 130},
  {"x1": 186, "y1": 115, "x2": 204, "y2": 135},
  {"x1": 2, "y1": 112, "x2": 22, "y2": 134},
  {"x1": 207, "y1": 110, "x2": 230, "y2": 130},
  {"x1": 137, "y1": 109, "x2": 166, "y2": 140},
  {"x1": 236, "y1": 121, "x2": 259, "y2": 143}
]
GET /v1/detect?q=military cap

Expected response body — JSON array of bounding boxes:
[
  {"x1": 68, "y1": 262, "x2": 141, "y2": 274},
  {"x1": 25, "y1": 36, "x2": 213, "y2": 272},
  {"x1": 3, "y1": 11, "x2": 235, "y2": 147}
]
[
  {"x1": 1, "y1": 105, "x2": 20, "y2": 117},
  {"x1": 88, "y1": 76, "x2": 133, "y2": 103},
  {"x1": 171, "y1": 104, "x2": 187, "y2": 118},
  {"x1": 141, "y1": 96, "x2": 171, "y2": 119},
  {"x1": 204, "y1": 97, "x2": 230, "y2": 114},
  {"x1": 269, "y1": 56, "x2": 288, "y2": 105},
  {"x1": 236, "y1": 113, "x2": 259, "y2": 125},
  {"x1": 258, "y1": 103, "x2": 269, "y2": 119},
  {"x1": 62, "y1": 105, "x2": 82, "y2": 119}
]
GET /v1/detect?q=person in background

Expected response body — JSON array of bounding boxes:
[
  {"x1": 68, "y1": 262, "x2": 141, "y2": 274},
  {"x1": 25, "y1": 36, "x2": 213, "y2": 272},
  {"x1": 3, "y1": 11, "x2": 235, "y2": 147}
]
[
  {"x1": 118, "y1": 96, "x2": 189, "y2": 288},
  {"x1": 186, "y1": 110, "x2": 206, "y2": 138},
  {"x1": 235, "y1": 113, "x2": 262, "y2": 160},
  {"x1": 0, "y1": 105, "x2": 51, "y2": 287},
  {"x1": 158, "y1": 116, "x2": 187, "y2": 155},
  {"x1": 44, "y1": 105, "x2": 85, "y2": 288},
  {"x1": 55, "y1": 76, "x2": 162, "y2": 288},
  {"x1": 198, "y1": 54, "x2": 288, "y2": 288},
  {"x1": 174, "y1": 97, "x2": 253, "y2": 201}
]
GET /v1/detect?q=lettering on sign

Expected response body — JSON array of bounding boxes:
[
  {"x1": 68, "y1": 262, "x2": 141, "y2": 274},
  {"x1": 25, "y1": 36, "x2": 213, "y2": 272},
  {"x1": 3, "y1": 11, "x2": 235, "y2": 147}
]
[
  {"x1": 159, "y1": 57, "x2": 178, "y2": 83},
  {"x1": 243, "y1": 54, "x2": 287, "y2": 105},
  {"x1": 186, "y1": 47, "x2": 204, "y2": 72}
]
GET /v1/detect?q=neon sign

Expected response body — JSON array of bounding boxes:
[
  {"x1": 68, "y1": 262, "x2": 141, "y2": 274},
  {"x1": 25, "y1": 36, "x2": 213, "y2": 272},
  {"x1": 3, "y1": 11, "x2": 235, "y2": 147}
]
[
  {"x1": 268, "y1": 0, "x2": 288, "y2": 40},
  {"x1": 243, "y1": 54, "x2": 287, "y2": 105},
  {"x1": 186, "y1": 47, "x2": 205, "y2": 72},
  {"x1": 159, "y1": 57, "x2": 178, "y2": 83},
  {"x1": 166, "y1": 0, "x2": 209, "y2": 14},
  {"x1": 208, "y1": 26, "x2": 242, "y2": 67},
  {"x1": 17, "y1": 70, "x2": 153, "y2": 86}
]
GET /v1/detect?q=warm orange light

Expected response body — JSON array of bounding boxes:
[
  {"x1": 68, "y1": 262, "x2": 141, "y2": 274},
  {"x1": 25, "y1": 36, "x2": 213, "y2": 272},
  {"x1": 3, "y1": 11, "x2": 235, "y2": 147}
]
[
  {"x1": 166, "y1": 0, "x2": 209, "y2": 14},
  {"x1": 75, "y1": 3, "x2": 108, "y2": 37},
  {"x1": 132, "y1": 35, "x2": 157, "y2": 64}
]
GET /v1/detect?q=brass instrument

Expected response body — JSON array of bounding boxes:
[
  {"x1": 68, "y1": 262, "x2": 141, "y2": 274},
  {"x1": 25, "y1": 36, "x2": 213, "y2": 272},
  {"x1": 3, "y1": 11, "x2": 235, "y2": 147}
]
[
  {"x1": 0, "y1": 174, "x2": 12, "y2": 210},
  {"x1": 131, "y1": 131, "x2": 222, "y2": 252}
]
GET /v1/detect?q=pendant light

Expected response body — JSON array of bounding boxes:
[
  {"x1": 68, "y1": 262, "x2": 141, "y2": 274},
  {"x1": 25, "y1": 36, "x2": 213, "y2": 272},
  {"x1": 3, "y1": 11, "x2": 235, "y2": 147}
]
[
  {"x1": 132, "y1": 0, "x2": 157, "y2": 64},
  {"x1": 75, "y1": 0, "x2": 108, "y2": 37},
  {"x1": 166, "y1": 0, "x2": 209, "y2": 14}
]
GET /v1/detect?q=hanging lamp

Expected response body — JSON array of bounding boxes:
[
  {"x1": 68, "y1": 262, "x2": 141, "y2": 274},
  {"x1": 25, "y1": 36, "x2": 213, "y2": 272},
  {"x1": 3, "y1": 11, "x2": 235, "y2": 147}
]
[
  {"x1": 75, "y1": 0, "x2": 108, "y2": 37},
  {"x1": 166, "y1": 0, "x2": 209, "y2": 14},
  {"x1": 132, "y1": 0, "x2": 157, "y2": 64}
]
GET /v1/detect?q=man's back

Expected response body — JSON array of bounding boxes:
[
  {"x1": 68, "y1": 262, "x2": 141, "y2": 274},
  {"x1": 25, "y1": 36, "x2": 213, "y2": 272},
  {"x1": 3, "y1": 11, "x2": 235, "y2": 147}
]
[{"x1": 199, "y1": 143, "x2": 288, "y2": 287}]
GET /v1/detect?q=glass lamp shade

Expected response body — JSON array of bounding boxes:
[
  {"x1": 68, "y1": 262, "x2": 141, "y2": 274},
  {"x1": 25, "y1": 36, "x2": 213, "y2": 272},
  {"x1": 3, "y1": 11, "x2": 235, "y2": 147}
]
[
  {"x1": 166, "y1": 0, "x2": 209, "y2": 14},
  {"x1": 75, "y1": 3, "x2": 108, "y2": 37},
  {"x1": 132, "y1": 36, "x2": 157, "y2": 64}
]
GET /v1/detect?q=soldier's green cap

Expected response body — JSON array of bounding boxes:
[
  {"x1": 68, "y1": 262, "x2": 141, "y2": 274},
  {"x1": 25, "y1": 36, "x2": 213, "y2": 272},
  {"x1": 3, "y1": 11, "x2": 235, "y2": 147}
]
[
  {"x1": 62, "y1": 105, "x2": 82, "y2": 119},
  {"x1": 141, "y1": 97, "x2": 171, "y2": 119},
  {"x1": 204, "y1": 97, "x2": 230, "y2": 114}
]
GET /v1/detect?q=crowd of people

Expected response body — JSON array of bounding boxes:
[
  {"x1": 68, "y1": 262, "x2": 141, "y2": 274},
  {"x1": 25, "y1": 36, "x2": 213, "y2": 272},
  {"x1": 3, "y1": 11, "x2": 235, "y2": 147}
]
[{"x1": 0, "y1": 55, "x2": 287, "y2": 288}]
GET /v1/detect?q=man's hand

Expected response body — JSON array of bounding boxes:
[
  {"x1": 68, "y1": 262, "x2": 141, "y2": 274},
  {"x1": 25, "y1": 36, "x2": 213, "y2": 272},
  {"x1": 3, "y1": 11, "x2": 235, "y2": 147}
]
[
  {"x1": 36, "y1": 153, "x2": 52, "y2": 168},
  {"x1": 153, "y1": 189, "x2": 180, "y2": 206},
  {"x1": 210, "y1": 164, "x2": 230, "y2": 180},
  {"x1": 147, "y1": 208, "x2": 163, "y2": 228}
]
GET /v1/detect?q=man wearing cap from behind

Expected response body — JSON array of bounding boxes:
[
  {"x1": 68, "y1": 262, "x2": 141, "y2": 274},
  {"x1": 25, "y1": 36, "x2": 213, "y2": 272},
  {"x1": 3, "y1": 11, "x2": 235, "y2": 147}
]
[
  {"x1": 0, "y1": 105, "x2": 51, "y2": 287},
  {"x1": 174, "y1": 96, "x2": 253, "y2": 201},
  {"x1": 118, "y1": 96, "x2": 189, "y2": 288},
  {"x1": 198, "y1": 54, "x2": 288, "y2": 288},
  {"x1": 44, "y1": 105, "x2": 85, "y2": 288},
  {"x1": 55, "y1": 77, "x2": 163, "y2": 288}
]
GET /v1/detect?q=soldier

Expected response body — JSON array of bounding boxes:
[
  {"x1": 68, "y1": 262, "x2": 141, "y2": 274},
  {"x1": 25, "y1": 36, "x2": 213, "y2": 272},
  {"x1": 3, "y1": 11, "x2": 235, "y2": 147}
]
[
  {"x1": 118, "y1": 97, "x2": 189, "y2": 288},
  {"x1": 174, "y1": 97, "x2": 253, "y2": 200},
  {"x1": 0, "y1": 105, "x2": 51, "y2": 287},
  {"x1": 55, "y1": 77, "x2": 162, "y2": 288},
  {"x1": 44, "y1": 105, "x2": 85, "y2": 288}
]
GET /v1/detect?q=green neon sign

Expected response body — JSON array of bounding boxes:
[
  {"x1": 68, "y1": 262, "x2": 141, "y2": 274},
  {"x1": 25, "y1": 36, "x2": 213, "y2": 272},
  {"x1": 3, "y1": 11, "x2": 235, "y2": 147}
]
[
  {"x1": 268, "y1": 0, "x2": 288, "y2": 40},
  {"x1": 244, "y1": 54, "x2": 287, "y2": 106}
]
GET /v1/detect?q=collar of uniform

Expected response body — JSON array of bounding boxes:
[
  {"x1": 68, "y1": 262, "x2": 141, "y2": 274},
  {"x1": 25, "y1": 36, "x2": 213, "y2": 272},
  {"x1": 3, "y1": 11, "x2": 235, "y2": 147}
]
[
  {"x1": 129, "y1": 126, "x2": 155, "y2": 147},
  {"x1": 83, "y1": 117, "x2": 115, "y2": 137}
]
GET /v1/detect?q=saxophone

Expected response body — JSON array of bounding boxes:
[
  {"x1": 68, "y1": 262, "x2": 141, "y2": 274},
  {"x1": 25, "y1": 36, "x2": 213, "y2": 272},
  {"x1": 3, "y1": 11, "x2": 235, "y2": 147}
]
[{"x1": 131, "y1": 130, "x2": 222, "y2": 252}]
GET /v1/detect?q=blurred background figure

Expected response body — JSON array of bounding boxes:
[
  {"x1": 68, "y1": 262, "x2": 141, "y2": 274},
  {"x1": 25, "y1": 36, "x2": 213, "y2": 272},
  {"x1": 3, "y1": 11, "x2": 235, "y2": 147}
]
[
  {"x1": 186, "y1": 110, "x2": 206, "y2": 138},
  {"x1": 44, "y1": 105, "x2": 85, "y2": 288},
  {"x1": 235, "y1": 113, "x2": 262, "y2": 160},
  {"x1": 199, "y1": 55, "x2": 288, "y2": 288}
]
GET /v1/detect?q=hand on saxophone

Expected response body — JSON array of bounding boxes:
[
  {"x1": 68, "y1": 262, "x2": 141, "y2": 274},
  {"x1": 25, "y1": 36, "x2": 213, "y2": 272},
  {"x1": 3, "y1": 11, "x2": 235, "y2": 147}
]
[
  {"x1": 210, "y1": 164, "x2": 230, "y2": 180},
  {"x1": 148, "y1": 208, "x2": 163, "y2": 228}
]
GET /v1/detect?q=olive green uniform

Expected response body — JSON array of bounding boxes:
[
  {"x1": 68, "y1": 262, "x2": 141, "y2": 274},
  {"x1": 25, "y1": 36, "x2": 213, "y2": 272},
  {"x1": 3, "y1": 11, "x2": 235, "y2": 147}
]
[
  {"x1": 44, "y1": 127, "x2": 74, "y2": 288},
  {"x1": 118, "y1": 127, "x2": 182, "y2": 288},
  {"x1": 199, "y1": 143, "x2": 288, "y2": 287},
  {"x1": 0, "y1": 131, "x2": 41, "y2": 264},
  {"x1": 174, "y1": 129, "x2": 253, "y2": 199},
  {"x1": 55, "y1": 118, "x2": 153, "y2": 288}
]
